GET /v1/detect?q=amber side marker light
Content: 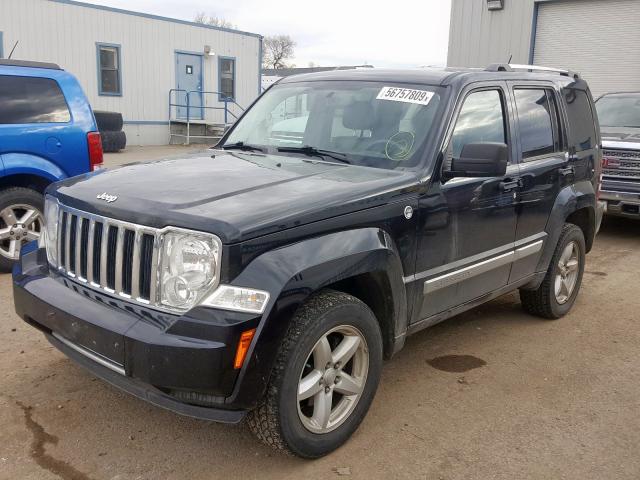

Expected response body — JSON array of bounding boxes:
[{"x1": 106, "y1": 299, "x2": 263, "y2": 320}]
[{"x1": 234, "y1": 329, "x2": 256, "y2": 369}]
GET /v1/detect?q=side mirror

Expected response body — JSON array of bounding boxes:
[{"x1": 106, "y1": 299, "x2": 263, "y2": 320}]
[{"x1": 445, "y1": 142, "x2": 508, "y2": 179}]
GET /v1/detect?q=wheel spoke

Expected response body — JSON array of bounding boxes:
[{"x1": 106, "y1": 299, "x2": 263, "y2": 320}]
[
  {"x1": 334, "y1": 371, "x2": 363, "y2": 396},
  {"x1": 566, "y1": 259, "x2": 578, "y2": 272},
  {"x1": 7, "y1": 239, "x2": 21, "y2": 259},
  {"x1": 313, "y1": 336, "x2": 333, "y2": 370},
  {"x1": 561, "y1": 244, "x2": 573, "y2": 264},
  {"x1": 0, "y1": 227, "x2": 11, "y2": 240},
  {"x1": 560, "y1": 278, "x2": 570, "y2": 298},
  {"x1": 19, "y1": 209, "x2": 40, "y2": 227},
  {"x1": 311, "y1": 389, "x2": 333, "y2": 429},
  {"x1": 1, "y1": 208, "x2": 17, "y2": 227},
  {"x1": 331, "y1": 335, "x2": 360, "y2": 366},
  {"x1": 298, "y1": 370, "x2": 323, "y2": 401}
]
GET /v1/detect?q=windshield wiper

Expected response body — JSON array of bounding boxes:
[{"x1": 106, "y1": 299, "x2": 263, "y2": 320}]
[
  {"x1": 277, "y1": 145, "x2": 351, "y2": 164},
  {"x1": 220, "y1": 141, "x2": 265, "y2": 153}
]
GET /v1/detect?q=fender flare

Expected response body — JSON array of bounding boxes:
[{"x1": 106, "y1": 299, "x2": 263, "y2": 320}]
[
  {"x1": 1, "y1": 153, "x2": 68, "y2": 184},
  {"x1": 532, "y1": 181, "x2": 596, "y2": 284},
  {"x1": 225, "y1": 227, "x2": 407, "y2": 408}
]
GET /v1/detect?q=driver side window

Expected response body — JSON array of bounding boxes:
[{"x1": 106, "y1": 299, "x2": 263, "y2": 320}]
[{"x1": 446, "y1": 89, "x2": 507, "y2": 169}]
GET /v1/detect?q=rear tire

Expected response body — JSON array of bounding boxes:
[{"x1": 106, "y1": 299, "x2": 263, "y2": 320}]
[
  {"x1": 0, "y1": 187, "x2": 44, "y2": 272},
  {"x1": 519, "y1": 223, "x2": 585, "y2": 319},
  {"x1": 247, "y1": 290, "x2": 383, "y2": 458}
]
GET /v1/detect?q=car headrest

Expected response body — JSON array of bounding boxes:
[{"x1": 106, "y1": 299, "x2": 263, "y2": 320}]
[{"x1": 343, "y1": 101, "x2": 375, "y2": 130}]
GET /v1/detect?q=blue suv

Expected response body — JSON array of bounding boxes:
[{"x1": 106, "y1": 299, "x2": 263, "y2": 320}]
[{"x1": 0, "y1": 59, "x2": 102, "y2": 271}]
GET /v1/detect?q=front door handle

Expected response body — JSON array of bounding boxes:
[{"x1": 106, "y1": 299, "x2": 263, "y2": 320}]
[
  {"x1": 559, "y1": 166, "x2": 575, "y2": 178},
  {"x1": 499, "y1": 178, "x2": 522, "y2": 192}
]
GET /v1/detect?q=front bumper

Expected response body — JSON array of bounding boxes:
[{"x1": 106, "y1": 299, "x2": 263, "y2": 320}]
[
  {"x1": 13, "y1": 245, "x2": 262, "y2": 422},
  {"x1": 600, "y1": 190, "x2": 640, "y2": 219}
]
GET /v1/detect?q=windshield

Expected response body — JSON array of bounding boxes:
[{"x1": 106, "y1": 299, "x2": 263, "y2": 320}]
[
  {"x1": 224, "y1": 81, "x2": 443, "y2": 170},
  {"x1": 595, "y1": 93, "x2": 640, "y2": 128}
]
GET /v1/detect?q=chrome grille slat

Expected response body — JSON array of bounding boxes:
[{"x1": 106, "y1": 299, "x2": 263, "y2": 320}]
[
  {"x1": 130, "y1": 231, "x2": 142, "y2": 300},
  {"x1": 114, "y1": 226, "x2": 125, "y2": 295},
  {"x1": 86, "y1": 219, "x2": 95, "y2": 284},
  {"x1": 99, "y1": 221, "x2": 109, "y2": 288},
  {"x1": 64, "y1": 213, "x2": 72, "y2": 274},
  {"x1": 56, "y1": 204, "x2": 161, "y2": 309}
]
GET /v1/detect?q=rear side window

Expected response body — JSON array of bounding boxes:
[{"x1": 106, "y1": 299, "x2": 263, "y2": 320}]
[
  {"x1": 514, "y1": 88, "x2": 561, "y2": 159},
  {"x1": 564, "y1": 88, "x2": 596, "y2": 152},
  {"x1": 0, "y1": 75, "x2": 71, "y2": 124}
]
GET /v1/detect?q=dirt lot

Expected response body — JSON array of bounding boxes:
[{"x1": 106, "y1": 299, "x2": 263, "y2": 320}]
[{"x1": 1, "y1": 147, "x2": 639, "y2": 479}]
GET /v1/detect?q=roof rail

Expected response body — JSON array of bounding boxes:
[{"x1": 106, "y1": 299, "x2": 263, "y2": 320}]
[
  {"x1": 485, "y1": 63, "x2": 579, "y2": 79},
  {"x1": 0, "y1": 59, "x2": 62, "y2": 70}
]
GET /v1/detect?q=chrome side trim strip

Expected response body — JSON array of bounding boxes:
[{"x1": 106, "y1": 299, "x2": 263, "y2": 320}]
[
  {"x1": 52, "y1": 332, "x2": 125, "y2": 376},
  {"x1": 514, "y1": 239, "x2": 543, "y2": 261},
  {"x1": 404, "y1": 233, "x2": 548, "y2": 294},
  {"x1": 424, "y1": 251, "x2": 514, "y2": 294}
]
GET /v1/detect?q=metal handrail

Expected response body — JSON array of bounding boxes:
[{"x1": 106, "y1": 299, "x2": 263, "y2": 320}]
[{"x1": 168, "y1": 89, "x2": 245, "y2": 145}]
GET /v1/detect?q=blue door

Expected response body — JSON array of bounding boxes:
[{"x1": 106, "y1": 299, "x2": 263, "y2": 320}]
[{"x1": 175, "y1": 53, "x2": 203, "y2": 120}]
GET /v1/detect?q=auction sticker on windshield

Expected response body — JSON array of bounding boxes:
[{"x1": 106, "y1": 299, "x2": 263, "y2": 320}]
[{"x1": 376, "y1": 86, "x2": 434, "y2": 106}]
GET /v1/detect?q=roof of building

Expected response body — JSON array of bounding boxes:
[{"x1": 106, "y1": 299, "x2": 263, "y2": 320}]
[
  {"x1": 262, "y1": 65, "x2": 374, "y2": 77},
  {"x1": 0, "y1": 59, "x2": 62, "y2": 70},
  {"x1": 49, "y1": 0, "x2": 262, "y2": 39}
]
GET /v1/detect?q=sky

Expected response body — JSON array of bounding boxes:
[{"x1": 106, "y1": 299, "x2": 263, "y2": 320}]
[{"x1": 86, "y1": 0, "x2": 452, "y2": 68}]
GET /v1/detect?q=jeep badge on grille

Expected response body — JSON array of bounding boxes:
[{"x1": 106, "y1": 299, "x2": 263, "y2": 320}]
[{"x1": 96, "y1": 192, "x2": 118, "y2": 203}]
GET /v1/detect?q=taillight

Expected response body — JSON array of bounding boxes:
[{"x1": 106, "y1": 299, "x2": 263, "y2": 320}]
[{"x1": 87, "y1": 132, "x2": 104, "y2": 171}]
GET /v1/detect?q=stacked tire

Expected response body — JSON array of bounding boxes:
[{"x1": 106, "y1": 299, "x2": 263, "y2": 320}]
[{"x1": 94, "y1": 110, "x2": 127, "y2": 153}]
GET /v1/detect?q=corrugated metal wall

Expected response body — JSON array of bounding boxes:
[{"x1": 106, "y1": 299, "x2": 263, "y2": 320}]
[
  {"x1": 0, "y1": 0, "x2": 261, "y2": 145},
  {"x1": 447, "y1": 0, "x2": 536, "y2": 68},
  {"x1": 533, "y1": 0, "x2": 640, "y2": 97}
]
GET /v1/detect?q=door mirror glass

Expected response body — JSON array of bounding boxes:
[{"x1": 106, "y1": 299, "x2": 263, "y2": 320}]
[{"x1": 450, "y1": 142, "x2": 508, "y2": 177}]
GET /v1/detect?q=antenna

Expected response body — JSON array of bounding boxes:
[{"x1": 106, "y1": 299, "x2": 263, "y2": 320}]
[
  {"x1": 8, "y1": 41, "x2": 19, "y2": 60},
  {"x1": 507, "y1": 54, "x2": 512, "y2": 63}
]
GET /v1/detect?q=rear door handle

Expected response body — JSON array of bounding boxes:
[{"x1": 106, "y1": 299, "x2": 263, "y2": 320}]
[{"x1": 499, "y1": 178, "x2": 522, "y2": 192}]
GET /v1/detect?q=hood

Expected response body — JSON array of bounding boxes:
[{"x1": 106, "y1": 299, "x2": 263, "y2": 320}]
[
  {"x1": 52, "y1": 151, "x2": 418, "y2": 243},
  {"x1": 601, "y1": 126, "x2": 640, "y2": 149}
]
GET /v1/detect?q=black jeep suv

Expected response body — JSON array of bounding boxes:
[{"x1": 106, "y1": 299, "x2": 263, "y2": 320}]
[{"x1": 14, "y1": 64, "x2": 603, "y2": 458}]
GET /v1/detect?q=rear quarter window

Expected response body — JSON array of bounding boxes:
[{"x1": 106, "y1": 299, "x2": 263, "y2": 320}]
[
  {"x1": 0, "y1": 75, "x2": 71, "y2": 124},
  {"x1": 563, "y1": 88, "x2": 596, "y2": 152}
]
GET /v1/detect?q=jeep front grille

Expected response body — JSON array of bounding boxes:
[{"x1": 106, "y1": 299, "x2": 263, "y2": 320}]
[{"x1": 56, "y1": 204, "x2": 159, "y2": 306}]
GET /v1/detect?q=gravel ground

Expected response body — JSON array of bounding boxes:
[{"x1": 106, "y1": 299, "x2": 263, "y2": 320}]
[{"x1": 0, "y1": 147, "x2": 638, "y2": 479}]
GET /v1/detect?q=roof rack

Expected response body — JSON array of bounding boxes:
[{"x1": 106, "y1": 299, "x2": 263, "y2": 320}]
[
  {"x1": 485, "y1": 63, "x2": 579, "y2": 79},
  {"x1": 0, "y1": 59, "x2": 62, "y2": 70}
]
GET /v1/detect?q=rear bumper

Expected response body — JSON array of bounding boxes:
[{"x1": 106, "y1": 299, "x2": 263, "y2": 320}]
[{"x1": 13, "y1": 245, "x2": 262, "y2": 422}]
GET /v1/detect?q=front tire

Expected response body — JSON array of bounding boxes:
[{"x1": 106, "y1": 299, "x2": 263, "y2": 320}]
[
  {"x1": 0, "y1": 187, "x2": 44, "y2": 272},
  {"x1": 247, "y1": 290, "x2": 383, "y2": 458},
  {"x1": 519, "y1": 223, "x2": 586, "y2": 319}
]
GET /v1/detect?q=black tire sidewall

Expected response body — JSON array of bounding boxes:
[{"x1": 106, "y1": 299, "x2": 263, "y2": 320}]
[
  {"x1": 548, "y1": 226, "x2": 586, "y2": 317},
  {"x1": 0, "y1": 187, "x2": 44, "y2": 272},
  {"x1": 277, "y1": 300, "x2": 383, "y2": 458}
]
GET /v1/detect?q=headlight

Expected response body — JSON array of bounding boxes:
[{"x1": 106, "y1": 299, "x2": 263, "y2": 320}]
[
  {"x1": 159, "y1": 230, "x2": 221, "y2": 311},
  {"x1": 42, "y1": 196, "x2": 60, "y2": 267}
]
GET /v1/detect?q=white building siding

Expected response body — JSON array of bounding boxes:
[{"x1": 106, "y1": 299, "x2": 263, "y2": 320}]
[{"x1": 0, "y1": 0, "x2": 262, "y2": 145}]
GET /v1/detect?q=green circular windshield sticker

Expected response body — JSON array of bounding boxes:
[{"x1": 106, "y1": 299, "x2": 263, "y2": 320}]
[{"x1": 385, "y1": 131, "x2": 415, "y2": 160}]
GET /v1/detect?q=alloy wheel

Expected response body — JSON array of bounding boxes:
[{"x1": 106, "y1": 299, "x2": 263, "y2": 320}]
[
  {"x1": 0, "y1": 204, "x2": 43, "y2": 260},
  {"x1": 297, "y1": 325, "x2": 369, "y2": 434},
  {"x1": 555, "y1": 240, "x2": 579, "y2": 304}
]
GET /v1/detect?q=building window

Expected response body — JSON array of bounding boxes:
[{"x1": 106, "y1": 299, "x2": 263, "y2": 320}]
[
  {"x1": 218, "y1": 57, "x2": 235, "y2": 101},
  {"x1": 97, "y1": 43, "x2": 122, "y2": 96}
]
